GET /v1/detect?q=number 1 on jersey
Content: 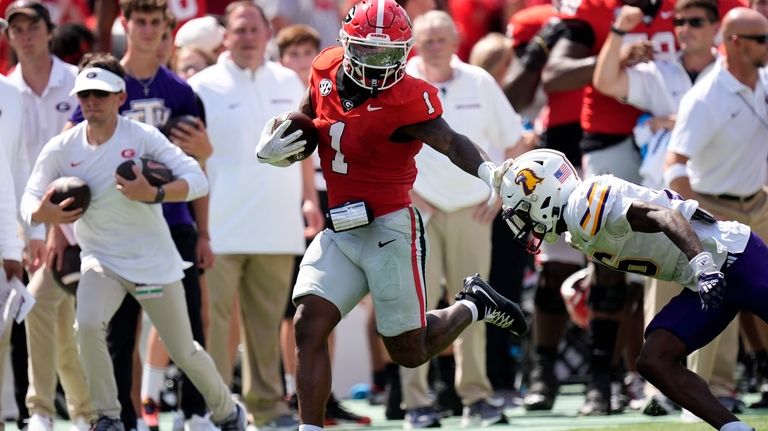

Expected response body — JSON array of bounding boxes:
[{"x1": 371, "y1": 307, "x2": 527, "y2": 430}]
[{"x1": 329, "y1": 121, "x2": 348, "y2": 174}]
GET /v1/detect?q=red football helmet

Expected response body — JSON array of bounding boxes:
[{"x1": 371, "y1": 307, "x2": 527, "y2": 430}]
[{"x1": 339, "y1": 0, "x2": 413, "y2": 92}]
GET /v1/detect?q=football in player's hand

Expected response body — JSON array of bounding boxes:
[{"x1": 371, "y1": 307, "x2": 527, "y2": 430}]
[
  {"x1": 116, "y1": 157, "x2": 174, "y2": 186},
  {"x1": 161, "y1": 115, "x2": 199, "y2": 137},
  {"x1": 51, "y1": 244, "x2": 81, "y2": 296},
  {"x1": 272, "y1": 111, "x2": 319, "y2": 163},
  {"x1": 49, "y1": 177, "x2": 91, "y2": 212}
]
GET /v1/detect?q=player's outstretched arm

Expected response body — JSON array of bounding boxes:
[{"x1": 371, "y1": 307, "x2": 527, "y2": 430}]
[
  {"x1": 627, "y1": 200, "x2": 725, "y2": 309},
  {"x1": 626, "y1": 201, "x2": 703, "y2": 259}
]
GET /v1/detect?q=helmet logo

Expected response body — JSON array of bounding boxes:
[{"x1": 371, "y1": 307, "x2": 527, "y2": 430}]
[
  {"x1": 514, "y1": 168, "x2": 543, "y2": 196},
  {"x1": 343, "y1": 6, "x2": 355, "y2": 23}
]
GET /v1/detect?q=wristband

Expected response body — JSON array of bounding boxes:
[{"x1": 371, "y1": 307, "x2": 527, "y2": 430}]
[
  {"x1": 663, "y1": 163, "x2": 688, "y2": 187},
  {"x1": 153, "y1": 185, "x2": 165, "y2": 204},
  {"x1": 477, "y1": 161, "x2": 496, "y2": 186},
  {"x1": 611, "y1": 26, "x2": 628, "y2": 36}
]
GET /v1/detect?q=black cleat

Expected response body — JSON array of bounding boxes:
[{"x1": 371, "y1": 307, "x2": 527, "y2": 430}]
[{"x1": 456, "y1": 274, "x2": 528, "y2": 336}]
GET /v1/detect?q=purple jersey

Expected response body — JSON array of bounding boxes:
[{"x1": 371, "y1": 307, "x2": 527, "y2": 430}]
[{"x1": 71, "y1": 66, "x2": 199, "y2": 227}]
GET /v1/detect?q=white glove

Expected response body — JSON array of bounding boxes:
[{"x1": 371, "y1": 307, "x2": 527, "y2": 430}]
[
  {"x1": 478, "y1": 159, "x2": 514, "y2": 208},
  {"x1": 689, "y1": 251, "x2": 725, "y2": 311},
  {"x1": 255, "y1": 116, "x2": 307, "y2": 167}
]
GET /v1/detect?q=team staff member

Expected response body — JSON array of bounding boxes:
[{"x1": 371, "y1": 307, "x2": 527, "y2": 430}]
[{"x1": 21, "y1": 55, "x2": 246, "y2": 431}]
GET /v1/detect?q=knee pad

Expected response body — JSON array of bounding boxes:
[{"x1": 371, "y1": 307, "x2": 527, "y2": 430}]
[{"x1": 588, "y1": 282, "x2": 629, "y2": 313}]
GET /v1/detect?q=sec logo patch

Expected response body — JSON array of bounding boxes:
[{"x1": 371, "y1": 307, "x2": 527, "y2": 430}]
[{"x1": 319, "y1": 78, "x2": 332, "y2": 96}]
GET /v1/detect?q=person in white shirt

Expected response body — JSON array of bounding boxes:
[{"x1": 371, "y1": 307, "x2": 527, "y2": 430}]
[
  {"x1": 593, "y1": 1, "x2": 727, "y2": 415},
  {"x1": 187, "y1": 3, "x2": 322, "y2": 429},
  {"x1": 665, "y1": 7, "x2": 768, "y2": 415},
  {"x1": 20, "y1": 55, "x2": 246, "y2": 431},
  {"x1": 3, "y1": 2, "x2": 95, "y2": 429},
  {"x1": 402, "y1": 10, "x2": 523, "y2": 428},
  {"x1": 0, "y1": 17, "x2": 27, "y2": 427}
]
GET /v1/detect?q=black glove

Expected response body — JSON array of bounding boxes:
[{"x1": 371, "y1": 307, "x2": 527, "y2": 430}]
[{"x1": 521, "y1": 18, "x2": 567, "y2": 71}]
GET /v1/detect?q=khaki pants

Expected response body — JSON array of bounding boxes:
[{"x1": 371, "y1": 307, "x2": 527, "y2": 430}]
[
  {"x1": 25, "y1": 267, "x2": 93, "y2": 419},
  {"x1": 75, "y1": 266, "x2": 234, "y2": 421},
  {"x1": 400, "y1": 206, "x2": 493, "y2": 408},
  {"x1": 207, "y1": 254, "x2": 293, "y2": 426}
]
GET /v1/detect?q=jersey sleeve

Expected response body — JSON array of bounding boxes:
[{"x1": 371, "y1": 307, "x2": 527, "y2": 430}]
[
  {"x1": 397, "y1": 79, "x2": 443, "y2": 126},
  {"x1": 565, "y1": 176, "x2": 624, "y2": 240}
]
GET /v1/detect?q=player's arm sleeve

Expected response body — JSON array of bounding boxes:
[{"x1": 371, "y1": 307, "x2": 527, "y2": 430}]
[
  {"x1": 667, "y1": 93, "x2": 716, "y2": 159},
  {"x1": 147, "y1": 129, "x2": 209, "y2": 201},
  {"x1": 567, "y1": 178, "x2": 621, "y2": 240},
  {"x1": 20, "y1": 141, "x2": 60, "y2": 230}
]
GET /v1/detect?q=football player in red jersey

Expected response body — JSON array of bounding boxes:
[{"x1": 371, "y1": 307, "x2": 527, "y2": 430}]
[{"x1": 255, "y1": 1, "x2": 528, "y2": 429}]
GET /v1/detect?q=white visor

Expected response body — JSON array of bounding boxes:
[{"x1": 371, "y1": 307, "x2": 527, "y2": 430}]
[{"x1": 70, "y1": 67, "x2": 126, "y2": 96}]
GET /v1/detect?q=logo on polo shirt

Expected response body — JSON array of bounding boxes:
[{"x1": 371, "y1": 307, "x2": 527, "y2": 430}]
[
  {"x1": 56, "y1": 102, "x2": 72, "y2": 112},
  {"x1": 86, "y1": 72, "x2": 97, "y2": 79}
]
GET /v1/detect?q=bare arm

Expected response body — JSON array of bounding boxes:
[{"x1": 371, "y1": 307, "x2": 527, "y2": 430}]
[
  {"x1": 503, "y1": 56, "x2": 543, "y2": 112},
  {"x1": 626, "y1": 200, "x2": 703, "y2": 260},
  {"x1": 593, "y1": 6, "x2": 645, "y2": 100},
  {"x1": 542, "y1": 37, "x2": 595, "y2": 93},
  {"x1": 397, "y1": 117, "x2": 492, "y2": 178},
  {"x1": 299, "y1": 88, "x2": 314, "y2": 119}
]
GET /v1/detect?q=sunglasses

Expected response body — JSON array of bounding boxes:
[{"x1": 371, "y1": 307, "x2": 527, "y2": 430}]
[
  {"x1": 76, "y1": 90, "x2": 112, "y2": 98},
  {"x1": 672, "y1": 17, "x2": 708, "y2": 28},
  {"x1": 735, "y1": 33, "x2": 768, "y2": 44}
]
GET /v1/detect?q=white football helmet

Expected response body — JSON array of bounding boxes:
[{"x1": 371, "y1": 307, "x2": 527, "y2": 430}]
[{"x1": 500, "y1": 149, "x2": 580, "y2": 254}]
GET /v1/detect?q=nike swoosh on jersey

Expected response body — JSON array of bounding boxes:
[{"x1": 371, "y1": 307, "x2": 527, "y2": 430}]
[
  {"x1": 378, "y1": 239, "x2": 396, "y2": 247},
  {"x1": 367, "y1": 105, "x2": 383, "y2": 112},
  {"x1": 70, "y1": 160, "x2": 85, "y2": 167},
  {"x1": 660, "y1": 10, "x2": 673, "y2": 19}
]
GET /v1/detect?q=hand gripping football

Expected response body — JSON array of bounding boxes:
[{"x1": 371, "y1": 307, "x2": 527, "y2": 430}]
[
  {"x1": 272, "y1": 111, "x2": 319, "y2": 163},
  {"x1": 49, "y1": 177, "x2": 91, "y2": 212},
  {"x1": 116, "y1": 157, "x2": 174, "y2": 186}
]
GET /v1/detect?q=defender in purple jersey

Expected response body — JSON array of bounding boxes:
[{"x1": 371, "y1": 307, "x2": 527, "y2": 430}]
[{"x1": 499, "y1": 149, "x2": 761, "y2": 431}]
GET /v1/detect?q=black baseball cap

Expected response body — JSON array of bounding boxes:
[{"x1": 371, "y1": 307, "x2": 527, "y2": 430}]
[{"x1": 4, "y1": 0, "x2": 53, "y2": 26}]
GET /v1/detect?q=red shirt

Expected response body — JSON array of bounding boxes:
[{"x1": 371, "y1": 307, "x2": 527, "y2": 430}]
[
  {"x1": 508, "y1": 4, "x2": 583, "y2": 127},
  {"x1": 167, "y1": 0, "x2": 206, "y2": 30},
  {"x1": 449, "y1": 0, "x2": 504, "y2": 61},
  {"x1": 562, "y1": 0, "x2": 744, "y2": 135},
  {"x1": 309, "y1": 47, "x2": 443, "y2": 217}
]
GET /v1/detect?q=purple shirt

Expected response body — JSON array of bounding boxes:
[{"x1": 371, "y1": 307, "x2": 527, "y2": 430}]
[{"x1": 71, "y1": 67, "x2": 199, "y2": 227}]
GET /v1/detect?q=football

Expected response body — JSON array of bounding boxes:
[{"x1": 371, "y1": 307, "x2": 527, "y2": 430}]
[
  {"x1": 272, "y1": 111, "x2": 319, "y2": 163},
  {"x1": 49, "y1": 177, "x2": 91, "y2": 212},
  {"x1": 50, "y1": 244, "x2": 81, "y2": 296},
  {"x1": 116, "y1": 157, "x2": 174, "y2": 186},
  {"x1": 161, "y1": 114, "x2": 199, "y2": 138}
]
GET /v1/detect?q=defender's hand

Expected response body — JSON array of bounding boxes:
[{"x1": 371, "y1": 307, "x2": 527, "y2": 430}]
[
  {"x1": 256, "y1": 117, "x2": 307, "y2": 167},
  {"x1": 690, "y1": 252, "x2": 725, "y2": 310}
]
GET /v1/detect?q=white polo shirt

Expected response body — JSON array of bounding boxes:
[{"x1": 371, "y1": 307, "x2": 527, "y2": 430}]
[
  {"x1": 189, "y1": 54, "x2": 306, "y2": 254},
  {"x1": 0, "y1": 76, "x2": 24, "y2": 262},
  {"x1": 8, "y1": 55, "x2": 77, "y2": 241},
  {"x1": 406, "y1": 56, "x2": 523, "y2": 212},
  {"x1": 625, "y1": 54, "x2": 717, "y2": 189},
  {"x1": 21, "y1": 117, "x2": 208, "y2": 284},
  {"x1": 627, "y1": 53, "x2": 717, "y2": 117},
  {"x1": 668, "y1": 60, "x2": 768, "y2": 196}
]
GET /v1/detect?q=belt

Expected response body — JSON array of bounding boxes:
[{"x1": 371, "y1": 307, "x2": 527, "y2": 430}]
[{"x1": 701, "y1": 191, "x2": 761, "y2": 202}]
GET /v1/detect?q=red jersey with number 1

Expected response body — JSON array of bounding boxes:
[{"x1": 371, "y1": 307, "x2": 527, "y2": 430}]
[
  {"x1": 309, "y1": 47, "x2": 443, "y2": 217},
  {"x1": 561, "y1": 0, "x2": 744, "y2": 134}
]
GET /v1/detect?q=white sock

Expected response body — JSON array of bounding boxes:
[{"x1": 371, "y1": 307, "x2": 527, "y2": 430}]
[
  {"x1": 140, "y1": 364, "x2": 165, "y2": 402},
  {"x1": 721, "y1": 421, "x2": 755, "y2": 431},
  {"x1": 457, "y1": 299, "x2": 479, "y2": 321},
  {"x1": 285, "y1": 373, "x2": 296, "y2": 396},
  {"x1": 298, "y1": 425, "x2": 323, "y2": 431}
]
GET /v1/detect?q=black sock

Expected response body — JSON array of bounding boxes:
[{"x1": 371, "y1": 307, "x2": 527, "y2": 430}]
[
  {"x1": 373, "y1": 369, "x2": 387, "y2": 390},
  {"x1": 590, "y1": 319, "x2": 620, "y2": 396}
]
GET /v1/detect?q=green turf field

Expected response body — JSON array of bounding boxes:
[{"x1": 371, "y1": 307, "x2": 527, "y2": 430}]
[{"x1": 8, "y1": 386, "x2": 767, "y2": 431}]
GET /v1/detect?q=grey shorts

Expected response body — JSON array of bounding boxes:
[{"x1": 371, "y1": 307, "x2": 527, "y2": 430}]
[
  {"x1": 293, "y1": 206, "x2": 429, "y2": 337},
  {"x1": 581, "y1": 136, "x2": 642, "y2": 183}
]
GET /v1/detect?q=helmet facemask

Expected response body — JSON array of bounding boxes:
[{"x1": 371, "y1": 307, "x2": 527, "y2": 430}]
[{"x1": 340, "y1": 31, "x2": 412, "y2": 93}]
